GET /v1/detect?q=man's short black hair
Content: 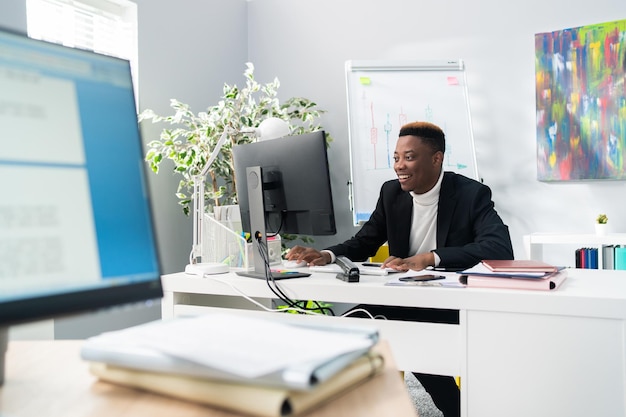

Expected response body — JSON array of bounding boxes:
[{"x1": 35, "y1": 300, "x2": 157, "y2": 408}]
[{"x1": 398, "y1": 121, "x2": 445, "y2": 154}]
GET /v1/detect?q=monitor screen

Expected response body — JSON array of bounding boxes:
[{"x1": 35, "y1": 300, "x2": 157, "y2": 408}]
[
  {"x1": 0, "y1": 26, "x2": 162, "y2": 375},
  {"x1": 232, "y1": 130, "x2": 336, "y2": 278}
]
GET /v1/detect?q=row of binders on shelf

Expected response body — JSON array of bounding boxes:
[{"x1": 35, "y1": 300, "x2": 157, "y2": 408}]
[
  {"x1": 459, "y1": 259, "x2": 567, "y2": 291},
  {"x1": 575, "y1": 245, "x2": 626, "y2": 269},
  {"x1": 80, "y1": 313, "x2": 384, "y2": 417}
]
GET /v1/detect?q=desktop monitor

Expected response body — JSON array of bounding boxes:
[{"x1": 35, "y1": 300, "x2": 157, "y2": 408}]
[
  {"x1": 232, "y1": 130, "x2": 336, "y2": 279},
  {"x1": 0, "y1": 28, "x2": 162, "y2": 384}
]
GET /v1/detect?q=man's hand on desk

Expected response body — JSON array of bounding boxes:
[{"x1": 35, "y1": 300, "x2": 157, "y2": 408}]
[
  {"x1": 382, "y1": 252, "x2": 436, "y2": 272},
  {"x1": 286, "y1": 246, "x2": 331, "y2": 266},
  {"x1": 286, "y1": 247, "x2": 437, "y2": 271}
]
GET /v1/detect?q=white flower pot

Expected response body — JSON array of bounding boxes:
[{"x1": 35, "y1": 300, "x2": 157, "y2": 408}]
[{"x1": 595, "y1": 223, "x2": 608, "y2": 236}]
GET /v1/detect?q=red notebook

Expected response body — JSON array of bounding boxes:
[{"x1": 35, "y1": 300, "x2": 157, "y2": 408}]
[{"x1": 481, "y1": 259, "x2": 558, "y2": 273}]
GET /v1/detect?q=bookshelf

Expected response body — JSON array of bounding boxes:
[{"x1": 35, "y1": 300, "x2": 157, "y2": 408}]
[{"x1": 523, "y1": 233, "x2": 626, "y2": 269}]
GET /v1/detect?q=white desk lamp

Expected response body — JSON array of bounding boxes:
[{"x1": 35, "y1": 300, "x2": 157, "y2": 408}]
[{"x1": 185, "y1": 117, "x2": 290, "y2": 276}]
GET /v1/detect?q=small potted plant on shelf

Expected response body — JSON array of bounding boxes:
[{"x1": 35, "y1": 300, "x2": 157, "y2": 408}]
[{"x1": 595, "y1": 214, "x2": 608, "y2": 235}]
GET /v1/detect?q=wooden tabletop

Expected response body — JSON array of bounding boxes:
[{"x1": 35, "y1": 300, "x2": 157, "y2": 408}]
[{"x1": 0, "y1": 340, "x2": 417, "y2": 417}]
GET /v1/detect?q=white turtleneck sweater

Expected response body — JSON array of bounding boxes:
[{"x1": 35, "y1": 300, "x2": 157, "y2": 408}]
[
  {"x1": 408, "y1": 170, "x2": 444, "y2": 265},
  {"x1": 323, "y1": 170, "x2": 444, "y2": 266}
]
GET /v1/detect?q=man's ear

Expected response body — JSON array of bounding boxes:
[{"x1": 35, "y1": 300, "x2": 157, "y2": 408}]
[{"x1": 432, "y1": 150, "x2": 444, "y2": 166}]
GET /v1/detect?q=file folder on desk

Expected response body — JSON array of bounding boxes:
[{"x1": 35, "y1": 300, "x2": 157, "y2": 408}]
[
  {"x1": 458, "y1": 262, "x2": 568, "y2": 290},
  {"x1": 81, "y1": 313, "x2": 379, "y2": 390},
  {"x1": 458, "y1": 270, "x2": 568, "y2": 290},
  {"x1": 88, "y1": 348, "x2": 384, "y2": 417}
]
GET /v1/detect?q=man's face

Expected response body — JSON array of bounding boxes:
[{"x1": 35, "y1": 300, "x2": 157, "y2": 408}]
[{"x1": 393, "y1": 135, "x2": 443, "y2": 194}]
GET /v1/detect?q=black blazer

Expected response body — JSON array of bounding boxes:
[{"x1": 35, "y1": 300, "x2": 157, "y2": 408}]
[{"x1": 326, "y1": 172, "x2": 514, "y2": 268}]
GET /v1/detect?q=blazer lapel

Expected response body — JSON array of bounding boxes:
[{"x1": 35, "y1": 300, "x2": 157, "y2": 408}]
[
  {"x1": 393, "y1": 191, "x2": 413, "y2": 257},
  {"x1": 437, "y1": 173, "x2": 457, "y2": 248}
]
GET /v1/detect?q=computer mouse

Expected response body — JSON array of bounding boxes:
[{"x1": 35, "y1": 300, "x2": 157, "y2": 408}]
[{"x1": 283, "y1": 259, "x2": 308, "y2": 268}]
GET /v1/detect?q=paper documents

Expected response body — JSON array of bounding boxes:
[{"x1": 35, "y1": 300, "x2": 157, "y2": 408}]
[
  {"x1": 89, "y1": 349, "x2": 384, "y2": 417},
  {"x1": 481, "y1": 259, "x2": 558, "y2": 273},
  {"x1": 459, "y1": 271, "x2": 567, "y2": 290},
  {"x1": 81, "y1": 313, "x2": 379, "y2": 390},
  {"x1": 460, "y1": 262, "x2": 555, "y2": 278},
  {"x1": 458, "y1": 262, "x2": 568, "y2": 290}
]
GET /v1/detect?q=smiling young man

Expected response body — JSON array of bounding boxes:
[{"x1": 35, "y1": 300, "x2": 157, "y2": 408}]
[
  {"x1": 287, "y1": 121, "x2": 514, "y2": 417},
  {"x1": 287, "y1": 121, "x2": 513, "y2": 270}
]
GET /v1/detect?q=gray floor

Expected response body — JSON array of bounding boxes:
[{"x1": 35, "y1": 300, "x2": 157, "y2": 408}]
[{"x1": 404, "y1": 372, "x2": 443, "y2": 417}]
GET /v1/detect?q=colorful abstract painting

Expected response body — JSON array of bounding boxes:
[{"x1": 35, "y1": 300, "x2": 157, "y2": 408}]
[{"x1": 535, "y1": 19, "x2": 626, "y2": 181}]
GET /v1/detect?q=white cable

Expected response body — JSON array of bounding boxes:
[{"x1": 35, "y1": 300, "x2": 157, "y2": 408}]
[
  {"x1": 208, "y1": 275, "x2": 325, "y2": 316},
  {"x1": 340, "y1": 308, "x2": 388, "y2": 320},
  {"x1": 208, "y1": 275, "x2": 387, "y2": 320}
]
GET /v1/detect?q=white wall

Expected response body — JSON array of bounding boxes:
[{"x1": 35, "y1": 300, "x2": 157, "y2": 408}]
[
  {"x1": 134, "y1": 0, "x2": 249, "y2": 274},
  {"x1": 246, "y1": 0, "x2": 626, "y2": 266},
  {"x1": 0, "y1": 0, "x2": 26, "y2": 32}
]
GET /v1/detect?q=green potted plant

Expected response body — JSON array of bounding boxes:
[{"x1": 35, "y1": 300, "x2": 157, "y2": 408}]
[
  {"x1": 139, "y1": 63, "x2": 333, "y2": 313},
  {"x1": 139, "y1": 62, "x2": 330, "y2": 216},
  {"x1": 139, "y1": 63, "x2": 333, "y2": 255},
  {"x1": 595, "y1": 213, "x2": 608, "y2": 235}
]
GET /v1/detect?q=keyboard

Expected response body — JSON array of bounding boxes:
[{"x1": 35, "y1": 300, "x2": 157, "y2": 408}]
[
  {"x1": 268, "y1": 269, "x2": 311, "y2": 279},
  {"x1": 308, "y1": 264, "x2": 398, "y2": 276}
]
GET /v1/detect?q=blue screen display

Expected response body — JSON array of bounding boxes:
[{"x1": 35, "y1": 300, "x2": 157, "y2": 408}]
[{"x1": 0, "y1": 29, "x2": 160, "y2": 301}]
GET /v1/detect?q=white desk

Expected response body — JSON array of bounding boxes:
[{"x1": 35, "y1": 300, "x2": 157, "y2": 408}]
[{"x1": 161, "y1": 269, "x2": 626, "y2": 417}]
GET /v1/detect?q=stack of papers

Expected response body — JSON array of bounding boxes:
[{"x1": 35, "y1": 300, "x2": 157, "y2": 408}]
[
  {"x1": 481, "y1": 259, "x2": 558, "y2": 273},
  {"x1": 458, "y1": 260, "x2": 568, "y2": 291},
  {"x1": 81, "y1": 313, "x2": 384, "y2": 417}
]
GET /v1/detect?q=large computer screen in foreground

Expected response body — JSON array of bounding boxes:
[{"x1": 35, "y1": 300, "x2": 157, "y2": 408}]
[{"x1": 0, "y1": 28, "x2": 162, "y2": 383}]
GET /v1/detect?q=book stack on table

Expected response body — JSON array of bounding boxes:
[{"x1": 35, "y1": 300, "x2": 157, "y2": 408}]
[
  {"x1": 81, "y1": 313, "x2": 383, "y2": 417},
  {"x1": 458, "y1": 260, "x2": 567, "y2": 291}
]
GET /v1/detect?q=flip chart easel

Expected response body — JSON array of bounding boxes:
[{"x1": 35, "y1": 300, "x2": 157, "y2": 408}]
[{"x1": 345, "y1": 60, "x2": 478, "y2": 225}]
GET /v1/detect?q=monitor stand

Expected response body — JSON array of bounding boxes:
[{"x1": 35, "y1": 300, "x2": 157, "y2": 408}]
[
  {"x1": 0, "y1": 326, "x2": 7, "y2": 386},
  {"x1": 235, "y1": 166, "x2": 309, "y2": 280}
]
